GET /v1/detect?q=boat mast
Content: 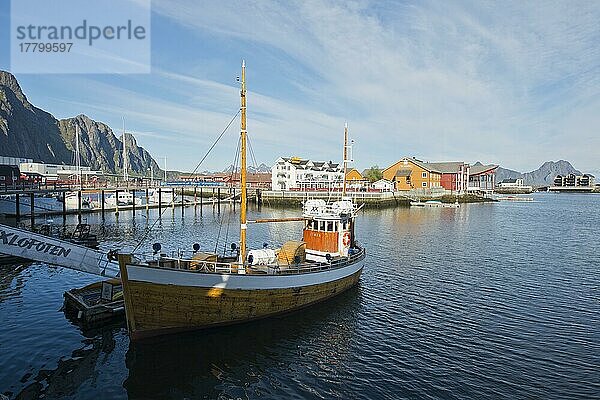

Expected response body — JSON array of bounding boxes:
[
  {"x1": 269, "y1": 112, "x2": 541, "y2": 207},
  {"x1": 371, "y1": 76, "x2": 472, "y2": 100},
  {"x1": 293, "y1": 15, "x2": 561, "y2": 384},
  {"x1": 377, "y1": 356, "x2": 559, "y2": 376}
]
[
  {"x1": 342, "y1": 122, "x2": 348, "y2": 196},
  {"x1": 122, "y1": 118, "x2": 128, "y2": 184},
  {"x1": 75, "y1": 124, "x2": 82, "y2": 187},
  {"x1": 239, "y1": 60, "x2": 248, "y2": 267}
]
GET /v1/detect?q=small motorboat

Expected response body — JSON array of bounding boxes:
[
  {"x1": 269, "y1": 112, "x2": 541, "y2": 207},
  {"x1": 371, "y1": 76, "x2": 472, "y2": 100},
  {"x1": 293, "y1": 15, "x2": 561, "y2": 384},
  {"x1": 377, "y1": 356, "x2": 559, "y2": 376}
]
[{"x1": 410, "y1": 200, "x2": 459, "y2": 208}]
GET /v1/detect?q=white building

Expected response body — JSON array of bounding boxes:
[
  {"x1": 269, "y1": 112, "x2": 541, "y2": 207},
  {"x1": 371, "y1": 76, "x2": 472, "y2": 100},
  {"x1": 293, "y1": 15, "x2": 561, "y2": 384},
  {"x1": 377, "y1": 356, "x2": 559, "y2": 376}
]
[
  {"x1": 371, "y1": 179, "x2": 394, "y2": 192},
  {"x1": 0, "y1": 156, "x2": 33, "y2": 166},
  {"x1": 498, "y1": 178, "x2": 533, "y2": 191},
  {"x1": 19, "y1": 162, "x2": 102, "y2": 182},
  {"x1": 498, "y1": 178, "x2": 523, "y2": 188},
  {"x1": 272, "y1": 157, "x2": 344, "y2": 191}
]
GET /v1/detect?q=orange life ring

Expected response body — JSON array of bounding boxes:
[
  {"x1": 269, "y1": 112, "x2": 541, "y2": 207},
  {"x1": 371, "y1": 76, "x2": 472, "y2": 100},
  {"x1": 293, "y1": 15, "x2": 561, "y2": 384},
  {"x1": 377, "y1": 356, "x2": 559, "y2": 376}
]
[{"x1": 342, "y1": 232, "x2": 351, "y2": 247}]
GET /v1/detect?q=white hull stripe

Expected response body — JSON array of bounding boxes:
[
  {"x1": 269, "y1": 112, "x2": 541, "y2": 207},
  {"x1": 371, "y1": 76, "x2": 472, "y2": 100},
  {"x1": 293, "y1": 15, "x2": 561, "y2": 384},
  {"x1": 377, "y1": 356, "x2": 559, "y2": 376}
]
[{"x1": 126, "y1": 261, "x2": 364, "y2": 290}]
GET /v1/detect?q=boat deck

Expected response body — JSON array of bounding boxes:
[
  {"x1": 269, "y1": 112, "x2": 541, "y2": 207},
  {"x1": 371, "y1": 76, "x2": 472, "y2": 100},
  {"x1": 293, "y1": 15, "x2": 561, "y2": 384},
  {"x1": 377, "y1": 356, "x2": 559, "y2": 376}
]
[{"x1": 137, "y1": 246, "x2": 366, "y2": 276}]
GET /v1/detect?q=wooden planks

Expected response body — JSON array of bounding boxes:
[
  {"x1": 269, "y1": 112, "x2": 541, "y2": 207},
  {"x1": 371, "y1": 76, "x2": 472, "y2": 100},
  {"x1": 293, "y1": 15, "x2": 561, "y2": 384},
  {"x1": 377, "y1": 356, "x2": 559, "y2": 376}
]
[{"x1": 125, "y1": 269, "x2": 362, "y2": 339}]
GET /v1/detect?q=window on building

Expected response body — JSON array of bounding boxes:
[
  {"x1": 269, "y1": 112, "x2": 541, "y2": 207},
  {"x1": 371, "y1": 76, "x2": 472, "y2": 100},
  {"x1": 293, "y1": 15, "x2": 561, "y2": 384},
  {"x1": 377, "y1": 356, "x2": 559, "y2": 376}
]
[
  {"x1": 422, "y1": 182, "x2": 427, "y2": 187},
  {"x1": 422, "y1": 172, "x2": 427, "y2": 178}
]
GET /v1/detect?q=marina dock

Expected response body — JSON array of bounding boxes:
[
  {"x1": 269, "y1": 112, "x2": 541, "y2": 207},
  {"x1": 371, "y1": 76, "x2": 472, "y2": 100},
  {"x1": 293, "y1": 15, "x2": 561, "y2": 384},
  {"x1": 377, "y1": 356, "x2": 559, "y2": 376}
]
[{"x1": 0, "y1": 185, "x2": 253, "y2": 224}]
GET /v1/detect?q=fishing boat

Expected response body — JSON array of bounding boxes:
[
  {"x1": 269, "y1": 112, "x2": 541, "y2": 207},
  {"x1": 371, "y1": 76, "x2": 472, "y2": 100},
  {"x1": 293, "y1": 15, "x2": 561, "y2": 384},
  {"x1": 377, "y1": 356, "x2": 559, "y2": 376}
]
[{"x1": 116, "y1": 61, "x2": 366, "y2": 340}]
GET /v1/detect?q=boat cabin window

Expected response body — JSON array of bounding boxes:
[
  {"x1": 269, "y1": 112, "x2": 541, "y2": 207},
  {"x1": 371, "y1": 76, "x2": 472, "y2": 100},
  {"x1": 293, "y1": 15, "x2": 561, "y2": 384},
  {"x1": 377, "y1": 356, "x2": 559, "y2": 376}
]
[
  {"x1": 327, "y1": 221, "x2": 334, "y2": 232},
  {"x1": 319, "y1": 221, "x2": 326, "y2": 231}
]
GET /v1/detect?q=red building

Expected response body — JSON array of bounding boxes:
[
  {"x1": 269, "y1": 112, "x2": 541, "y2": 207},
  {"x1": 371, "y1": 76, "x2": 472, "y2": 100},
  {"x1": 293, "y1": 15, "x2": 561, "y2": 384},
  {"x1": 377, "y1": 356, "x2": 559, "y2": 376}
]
[
  {"x1": 223, "y1": 172, "x2": 272, "y2": 189},
  {"x1": 468, "y1": 164, "x2": 498, "y2": 193},
  {"x1": 426, "y1": 162, "x2": 470, "y2": 194}
]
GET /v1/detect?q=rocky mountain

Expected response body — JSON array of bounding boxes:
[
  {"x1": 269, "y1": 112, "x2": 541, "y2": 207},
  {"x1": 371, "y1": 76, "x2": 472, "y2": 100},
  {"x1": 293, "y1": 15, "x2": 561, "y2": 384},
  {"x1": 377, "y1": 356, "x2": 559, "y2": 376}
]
[
  {"x1": 0, "y1": 71, "x2": 72, "y2": 164},
  {"x1": 222, "y1": 163, "x2": 271, "y2": 173},
  {"x1": 0, "y1": 70, "x2": 161, "y2": 176},
  {"x1": 58, "y1": 115, "x2": 161, "y2": 175},
  {"x1": 497, "y1": 160, "x2": 581, "y2": 187}
]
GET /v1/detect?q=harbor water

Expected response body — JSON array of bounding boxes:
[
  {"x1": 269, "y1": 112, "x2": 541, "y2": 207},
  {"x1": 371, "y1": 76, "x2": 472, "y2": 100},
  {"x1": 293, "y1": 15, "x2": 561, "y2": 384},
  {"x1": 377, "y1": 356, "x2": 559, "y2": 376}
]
[{"x1": 0, "y1": 193, "x2": 598, "y2": 399}]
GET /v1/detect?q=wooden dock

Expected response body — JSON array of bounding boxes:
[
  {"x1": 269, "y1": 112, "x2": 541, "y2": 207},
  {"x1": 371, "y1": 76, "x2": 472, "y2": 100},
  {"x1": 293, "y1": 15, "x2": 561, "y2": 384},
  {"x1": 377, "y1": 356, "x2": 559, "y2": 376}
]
[{"x1": 0, "y1": 185, "x2": 255, "y2": 223}]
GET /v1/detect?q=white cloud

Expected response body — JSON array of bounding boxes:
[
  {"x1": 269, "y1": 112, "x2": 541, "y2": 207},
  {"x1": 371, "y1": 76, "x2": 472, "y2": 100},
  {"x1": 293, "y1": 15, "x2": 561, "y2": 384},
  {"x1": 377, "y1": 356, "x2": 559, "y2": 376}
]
[{"x1": 18, "y1": 0, "x2": 600, "y2": 173}]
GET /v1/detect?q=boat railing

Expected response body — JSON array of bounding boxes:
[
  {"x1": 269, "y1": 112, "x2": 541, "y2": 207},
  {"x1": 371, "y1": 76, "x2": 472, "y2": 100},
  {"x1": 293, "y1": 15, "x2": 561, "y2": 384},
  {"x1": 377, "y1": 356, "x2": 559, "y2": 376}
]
[{"x1": 133, "y1": 246, "x2": 365, "y2": 275}]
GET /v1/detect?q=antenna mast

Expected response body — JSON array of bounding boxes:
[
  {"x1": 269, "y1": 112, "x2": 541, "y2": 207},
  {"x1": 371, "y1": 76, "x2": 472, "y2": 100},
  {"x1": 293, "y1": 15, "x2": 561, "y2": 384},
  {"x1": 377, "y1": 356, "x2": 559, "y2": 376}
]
[
  {"x1": 75, "y1": 124, "x2": 82, "y2": 187},
  {"x1": 342, "y1": 122, "x2": 348, "y2": 196},
  {"x1": 122, "y1": 118, "x2": 128, "y2": 183},
  {"x1": 239, "y1": 60, "x2": 248, "y2": 270}
]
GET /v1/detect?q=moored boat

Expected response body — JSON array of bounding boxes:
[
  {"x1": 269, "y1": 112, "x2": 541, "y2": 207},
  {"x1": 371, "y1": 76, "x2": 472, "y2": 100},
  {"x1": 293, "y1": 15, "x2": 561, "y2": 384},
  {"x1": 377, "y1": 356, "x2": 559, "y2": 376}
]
[
  {"x1": 410, "y1": 200, "x2": 459, "y2": 208},
  {"x1": 117, "y1": 61, "x2": 366, "y2": 340}
]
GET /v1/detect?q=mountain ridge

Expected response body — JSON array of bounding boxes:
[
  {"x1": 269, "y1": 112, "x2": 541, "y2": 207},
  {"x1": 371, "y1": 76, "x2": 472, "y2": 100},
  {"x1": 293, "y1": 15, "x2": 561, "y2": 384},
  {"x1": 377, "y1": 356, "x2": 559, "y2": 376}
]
[
  {"x1": 0, "y1": 70, "x2": 161, "y2": 176},
  {"x1": 497, "y1": 160, "x2": 582, "y2": 187}
]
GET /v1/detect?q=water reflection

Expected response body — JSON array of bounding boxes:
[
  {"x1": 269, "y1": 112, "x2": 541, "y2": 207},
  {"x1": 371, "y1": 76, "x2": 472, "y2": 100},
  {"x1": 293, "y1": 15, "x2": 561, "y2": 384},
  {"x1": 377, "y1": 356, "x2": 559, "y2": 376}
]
[
  {"x1": 124, "y1": 286, "x2": 362, "y2": 399},
  {"x1": 14, "y1": 328, "x2": 119, "y2": 400}
]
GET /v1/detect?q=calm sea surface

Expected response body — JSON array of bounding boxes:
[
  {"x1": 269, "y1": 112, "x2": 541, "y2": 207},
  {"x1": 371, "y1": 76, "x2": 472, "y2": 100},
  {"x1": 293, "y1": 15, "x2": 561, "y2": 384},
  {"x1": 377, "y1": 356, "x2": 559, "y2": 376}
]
[{"x1": 0, "y1": 193, "x2": 598, "y2": 399}]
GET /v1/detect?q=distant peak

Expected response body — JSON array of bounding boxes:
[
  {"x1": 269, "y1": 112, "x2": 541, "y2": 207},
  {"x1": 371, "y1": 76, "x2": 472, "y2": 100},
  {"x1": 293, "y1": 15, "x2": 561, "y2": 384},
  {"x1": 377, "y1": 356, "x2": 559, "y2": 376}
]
[{"x1": 0, "y1": 70, "x2": 28, "y2": 104}]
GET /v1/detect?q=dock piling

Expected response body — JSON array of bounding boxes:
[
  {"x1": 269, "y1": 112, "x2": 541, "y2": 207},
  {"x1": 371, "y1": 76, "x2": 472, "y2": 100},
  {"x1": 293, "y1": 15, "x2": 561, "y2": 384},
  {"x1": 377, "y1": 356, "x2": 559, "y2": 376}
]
[
  {"x1": 77, "y1": 190, "x2": 82, "y2": 223},
  {"x1": 15, "y1": 193, "x2": 20, "y2": 221},
  {"x1": 30, "y1": 192, "x2": 35, "y2": 227},
  {"x1": 62, "y1": 192, "x2": 66, "y2": 222},
  {"x1": 132, "y1": 189, "x2": 136, "y2": 215},
  {"x1": 101, "y1": 190, "x2": 105, "y2": 218}
]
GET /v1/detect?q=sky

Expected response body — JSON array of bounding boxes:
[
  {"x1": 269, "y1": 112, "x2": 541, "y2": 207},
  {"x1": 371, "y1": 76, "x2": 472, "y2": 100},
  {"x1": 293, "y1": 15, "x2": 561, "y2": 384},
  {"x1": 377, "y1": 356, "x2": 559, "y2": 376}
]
[{"x1": 1, "y1": 0, "x2": 599, "y2": 175}]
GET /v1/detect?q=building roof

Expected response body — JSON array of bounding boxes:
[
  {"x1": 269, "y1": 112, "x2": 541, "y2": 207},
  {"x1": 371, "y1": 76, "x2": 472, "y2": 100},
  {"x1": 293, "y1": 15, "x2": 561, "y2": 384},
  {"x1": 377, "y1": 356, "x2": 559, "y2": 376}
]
[
  {"x1": 278, "y1": 157, "x2": 342, "y2": 172},
  {"x1": 373, "y1": 178, "x2": 392, "y2": 184},
  {"x1": 394, "y1": 168, "x2": 412, "y2": 177},
  {"x1": 469, "y1": 164, "x2": 498, "y2": 176},
  {"x1": 345, "y1": 168, "x2": 363, "y2": 178},
  {"x1": 384, "y1": 157, "x2": 442, "y2": 174},
  {"x1": 426, "y1": 161, "x2": 465, "y2": 173},
  {"x1": 226, "y1": 172, "x2": 272, "y2": 183}
]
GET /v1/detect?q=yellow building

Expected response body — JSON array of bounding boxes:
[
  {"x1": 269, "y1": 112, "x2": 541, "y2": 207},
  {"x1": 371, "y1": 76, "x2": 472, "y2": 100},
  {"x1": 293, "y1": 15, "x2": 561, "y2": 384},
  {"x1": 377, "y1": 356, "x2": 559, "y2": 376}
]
[
  {"x1": 382, "y1": 157, "x2": 442, "y2": 191},
  {"x1": 345, "y1": 168, "x2": 363, "y2": 181}
]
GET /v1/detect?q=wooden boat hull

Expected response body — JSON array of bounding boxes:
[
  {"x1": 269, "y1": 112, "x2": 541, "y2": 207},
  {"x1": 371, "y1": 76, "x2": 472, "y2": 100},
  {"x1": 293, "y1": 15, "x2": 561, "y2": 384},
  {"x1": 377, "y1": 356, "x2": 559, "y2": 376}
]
[{"x1": 121, "y1": 258, "x2": 364, "y2": 340}]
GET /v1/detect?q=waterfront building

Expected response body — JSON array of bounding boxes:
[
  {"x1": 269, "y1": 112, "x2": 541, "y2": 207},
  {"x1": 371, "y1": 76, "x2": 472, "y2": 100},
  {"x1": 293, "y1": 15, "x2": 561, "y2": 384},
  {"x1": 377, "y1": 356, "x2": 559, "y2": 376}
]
[
  {"x1": 0, "y1": 164, "x2": 20, "y2": 184},
  {"x1": 468, "y1": 164, "x2": 498, "y2": 193},
  {"x1": 553, "y1": 173, "x2": 595, "y2": 188},
  {"x1": 271, "y1": 157, "x2": 344, "y2": 191},
  {"x1": 225, "y1": 172, "x2": 272, "y2": 189},
  {"x1": 345, "y1": 169, "x2": 369, "y2": 190},
  {"x1": 382, "y1": 157, "x2": 442, "y2": 191},
  {"x1": 0, "y1": 156, "x2": 33, "y2": 166},
  {"x1": 425, "y1": 161, "x2": 470, "y2": 194},
  {"x1": 371, "y1": 178, "x2": 394, "y2": 192},
  {"x1": 19, "y1": 162, "x2": 102, "y2": 182}
]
